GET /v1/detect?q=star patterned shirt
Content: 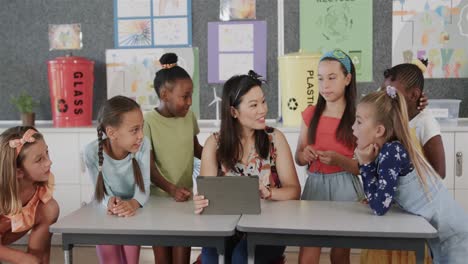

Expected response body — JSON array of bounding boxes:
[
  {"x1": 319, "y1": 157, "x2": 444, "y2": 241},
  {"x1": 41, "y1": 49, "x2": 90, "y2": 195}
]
[{"x1": 359, "y1": 141, "x2": 414, "y2": 215}]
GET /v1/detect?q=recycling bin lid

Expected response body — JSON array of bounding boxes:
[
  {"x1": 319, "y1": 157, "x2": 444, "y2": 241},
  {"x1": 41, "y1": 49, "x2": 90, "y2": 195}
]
[
  {"x1": 48, "y1": 56, "x2": 94, "y2": 64},
  {"x1": 279, "y1": 50, "x2": 322, "y2": 60}
]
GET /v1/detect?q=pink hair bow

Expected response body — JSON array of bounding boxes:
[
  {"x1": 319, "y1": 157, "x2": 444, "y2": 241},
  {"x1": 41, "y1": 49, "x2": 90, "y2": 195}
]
[{"x1": 9, "y1": 129, "x2": 37, "y2": 155}]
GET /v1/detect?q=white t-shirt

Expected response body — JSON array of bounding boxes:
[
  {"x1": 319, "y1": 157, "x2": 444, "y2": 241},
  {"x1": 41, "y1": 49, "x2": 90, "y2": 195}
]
[{"x1": 409, "y1": 110, "x2": 441, "y2": 146}]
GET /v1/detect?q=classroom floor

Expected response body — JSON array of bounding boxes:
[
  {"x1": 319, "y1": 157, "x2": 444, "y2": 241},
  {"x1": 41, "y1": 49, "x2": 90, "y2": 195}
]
[{"x1": 11, "y1": 245, "x2": 361, "y2": 264}]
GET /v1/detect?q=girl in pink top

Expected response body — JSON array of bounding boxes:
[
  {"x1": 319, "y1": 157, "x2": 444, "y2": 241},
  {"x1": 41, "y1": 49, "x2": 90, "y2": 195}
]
[
  {"x1": 0, "y1": 126, "x2": 59, "y2": 264},
  {"x1": 295, "y1": 49, "x2": 364, "y2": 264}
]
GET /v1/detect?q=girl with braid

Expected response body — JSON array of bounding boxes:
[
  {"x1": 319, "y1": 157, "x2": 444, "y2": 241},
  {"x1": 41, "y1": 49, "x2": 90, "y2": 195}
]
[{"x1": 83, "y1": 95, "x2": 151, "y2": 264}]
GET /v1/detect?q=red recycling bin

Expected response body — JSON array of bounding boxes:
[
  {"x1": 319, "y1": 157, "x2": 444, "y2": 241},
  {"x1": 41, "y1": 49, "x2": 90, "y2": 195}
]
[{"x1": 47, "y1": 56, "x2": 94, "y2": 127}]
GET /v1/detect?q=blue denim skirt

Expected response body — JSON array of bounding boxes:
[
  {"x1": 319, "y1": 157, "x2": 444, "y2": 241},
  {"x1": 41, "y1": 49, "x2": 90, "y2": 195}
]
[{"x1": 301, "y1": 170, "x2": 364, "y2": 201}]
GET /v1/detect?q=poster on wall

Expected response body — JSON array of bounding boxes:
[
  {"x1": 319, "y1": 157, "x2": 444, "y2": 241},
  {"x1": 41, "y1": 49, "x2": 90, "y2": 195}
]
[
  {"x1": 300, "y1": 0, "x2": 373, "y2": 82},
  {"x1": 207, "y1": 21, "x2": 266, "y2": 83},
  {"x1": 114, "y1": 0, "x2": 192, "y2": 48},
  {"x1": 392, "y1": 0, "x2": 468, "y2": 78},
  {"x1": 48, "y1": 24, "x2": 82, "y2": 50},
  {"x1": 106, "y1": 47, "x2": 200, "y2": 117},
  {"x1": 219, "y1": 0, "x2": 256, "y2": 21}
]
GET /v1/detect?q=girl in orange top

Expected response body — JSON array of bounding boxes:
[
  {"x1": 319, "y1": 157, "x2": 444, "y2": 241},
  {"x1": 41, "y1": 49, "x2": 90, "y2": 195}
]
[
  {"x1": 0, "y1": 126, "x2": 59, "y2": 264},
  {"x1": 295, "y1": 49, "x2": 364, "y2": 264}
]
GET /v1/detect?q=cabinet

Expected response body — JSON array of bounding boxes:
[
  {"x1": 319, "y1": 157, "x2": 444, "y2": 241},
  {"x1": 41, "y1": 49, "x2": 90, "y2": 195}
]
[
  {"x1": 282, "y1": 130, "x2": 307, "y2": 190},
  {"x1": 78, "y1": 132, "x2": 97, "y2": 205},
  {"x1": 439, "y1": 131, "x2": 468, "y2": 213},
  {"x1": 42, "y1": 130, "x2": 97, "y2": 218},
  {"x1": 40, "y1": 132, "x2": 81, "y2": 218},
  {"x1": 45, "y1": 133, "x2": 80, "y2": 184},
  {"x1": 441, "y1": 133, "x2": 454, "y2": 191},
  {"x1": 453, "y1": 132, "x2": 468, "y2": 212}
]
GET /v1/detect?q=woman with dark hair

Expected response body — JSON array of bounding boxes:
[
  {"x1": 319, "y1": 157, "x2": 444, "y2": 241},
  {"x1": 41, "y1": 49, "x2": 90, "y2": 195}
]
[{"x1": 194, "y1": 72, "x2": 301, "y2": 264}]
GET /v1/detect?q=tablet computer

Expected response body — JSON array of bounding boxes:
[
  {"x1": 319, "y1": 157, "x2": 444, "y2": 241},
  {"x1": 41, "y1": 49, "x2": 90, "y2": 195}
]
[{"x1": 196, "y1": 176, "x2": 261, "y2": 215}]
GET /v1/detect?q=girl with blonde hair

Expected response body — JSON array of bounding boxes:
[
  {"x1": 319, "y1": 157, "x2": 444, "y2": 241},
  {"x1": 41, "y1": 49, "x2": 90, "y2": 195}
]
[
  {"x1": 353, "y1": 87, "x2": 468, "y2": 264},
  {"x1": 0, "y1": 126, "x2": 59, "y2": 264}
]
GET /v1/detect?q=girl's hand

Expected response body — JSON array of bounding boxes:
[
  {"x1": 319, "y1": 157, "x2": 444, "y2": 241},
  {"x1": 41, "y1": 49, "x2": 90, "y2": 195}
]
[
  {"x1": 170, "y1": 186, "x2": 192, "y2": 202},
  {"x1": 316, "y1": 150, "x2": 338, "y2": 166},
  {"x1": 417, "y1": 92, "x2": 428, "y2": 111},
  {"x1": 355, "y1": 144, "x2": 380, "y2": 165},
  {"x1": 259, "y1": 184, "x2": 272, "y2": 200},
  {"x1": 111, "y1": 198, "x2": 140, "y2": 217},
  {"x1": 107, "y1": 196, "x2": 117, "y2": 215},
  {"x1": 302, "y1": 145, "x2": 318, "y2": 163},
  {"x1": 193, "y1": 194, "x2": 209, "y2": 214}
]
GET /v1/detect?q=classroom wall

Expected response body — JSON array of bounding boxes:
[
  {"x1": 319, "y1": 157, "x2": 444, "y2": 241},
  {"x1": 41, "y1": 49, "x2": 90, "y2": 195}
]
[
  {"x1": 1, "y1": 0, "x2": 467, "y2": 120},
  {"x1": 1, "y1": 0, "x2": 112, "y2": 121}
]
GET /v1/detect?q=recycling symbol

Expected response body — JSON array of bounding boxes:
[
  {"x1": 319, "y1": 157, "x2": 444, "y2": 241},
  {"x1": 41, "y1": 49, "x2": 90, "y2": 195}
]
[
  {"x1": 57, "y1": 99, "x2": 68, "y2": 113},
  {"x1": 287, "y1": 98, "x2": 298, "y2": 111}
]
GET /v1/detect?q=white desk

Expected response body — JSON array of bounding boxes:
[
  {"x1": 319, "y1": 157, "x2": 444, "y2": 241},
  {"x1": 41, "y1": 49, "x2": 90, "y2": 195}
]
[
  {"x1": 237, "y1": 200, "x2": 438, "y2": 264},
  {"x1": 50, "y1": 197, "x2": 240, "y2": 264}
]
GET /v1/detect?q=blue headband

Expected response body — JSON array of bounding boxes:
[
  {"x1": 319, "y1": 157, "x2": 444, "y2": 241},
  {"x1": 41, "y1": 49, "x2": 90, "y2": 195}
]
[{"x1": 320, "y1": 49, "x2": 352, "y2": 73}]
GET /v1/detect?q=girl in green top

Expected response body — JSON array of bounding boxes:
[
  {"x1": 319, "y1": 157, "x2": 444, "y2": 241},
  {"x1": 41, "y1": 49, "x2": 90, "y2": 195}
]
[{"x1": 144, "y1": 53, "x2": 203, "y2": 264}]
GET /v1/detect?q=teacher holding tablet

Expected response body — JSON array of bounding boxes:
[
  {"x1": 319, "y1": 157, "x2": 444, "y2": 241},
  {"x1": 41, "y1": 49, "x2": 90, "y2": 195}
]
[{"x1": 193, "y1": 71, "x2": 300, "y2": 264}]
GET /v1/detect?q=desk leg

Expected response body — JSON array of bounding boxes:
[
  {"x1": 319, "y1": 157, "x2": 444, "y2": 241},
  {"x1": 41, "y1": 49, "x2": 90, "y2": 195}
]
[
  {"x1": 415, "y1": 243, "x2": 425, "y2": 264},
  {"x1": 218, "y1": 253, "x2": 225, "y2": 264},
  {"x1": 247, "y1": 241, "x2": 255, "y2": 264},
  {"x1": 216, "y1": 243, "x2": 226, "y2": 264},
  {"x1": 63, "y1": 243, "x2": 73, "y2": 264}
]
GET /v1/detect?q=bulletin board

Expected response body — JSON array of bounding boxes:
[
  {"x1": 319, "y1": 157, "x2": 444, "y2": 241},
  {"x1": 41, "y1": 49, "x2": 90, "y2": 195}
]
[{"x1": 2, "y1": 0, "x2": 468, "y2": 120}]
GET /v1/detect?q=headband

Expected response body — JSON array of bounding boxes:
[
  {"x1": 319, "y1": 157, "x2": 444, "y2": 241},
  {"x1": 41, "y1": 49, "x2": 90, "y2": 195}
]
[
  {"x1": 320, "y1": 49, "x2": 352, "y2": 73},
  {"x1": 9, "y1": 129, "x2": 37, "y2": 156}
]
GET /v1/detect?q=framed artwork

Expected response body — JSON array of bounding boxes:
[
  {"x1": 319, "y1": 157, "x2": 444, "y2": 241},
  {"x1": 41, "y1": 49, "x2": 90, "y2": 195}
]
[
  {"x1": 207, "y1": 21, "x2": 266, "y2": 83},
  {"x1": 393, "y1": 0, "x2": 468, "y2": 78},
  {"x1": 48, "y1": 24, "x2": 82, "y2": 50},
  {"x1": 219, "y1": 0, "x2": 256, "y2": 21},
  {"x1": 114, "y1": 0, "x2": 192, "y2": 48}
]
